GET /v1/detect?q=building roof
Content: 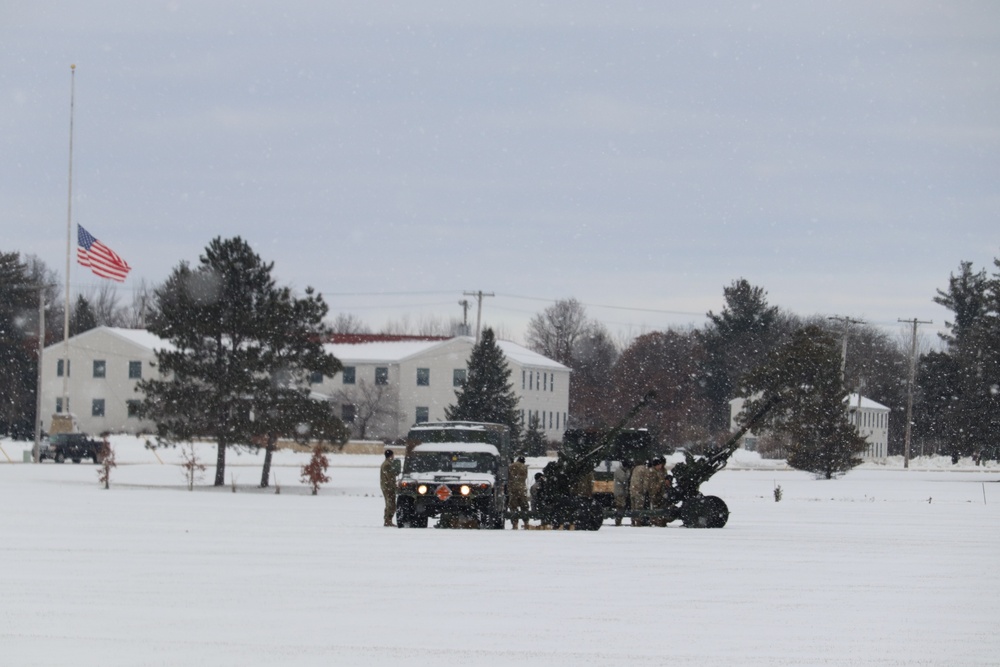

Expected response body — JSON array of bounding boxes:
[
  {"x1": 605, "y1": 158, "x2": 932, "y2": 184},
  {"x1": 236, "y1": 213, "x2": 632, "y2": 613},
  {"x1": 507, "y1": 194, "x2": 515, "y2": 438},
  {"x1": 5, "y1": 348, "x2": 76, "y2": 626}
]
[
  {"x1": 844, "y1": 393, "x2": 890, "y2": 412},
  {"x1": 325, "y1": 336, "x2": 569, "y2": 370},
  {"x1": 43, "y1": 326, "x2": 175, "y2": 353},
  {"x1": 50, "y1": 329, "x2": 567, "y2": 370}
]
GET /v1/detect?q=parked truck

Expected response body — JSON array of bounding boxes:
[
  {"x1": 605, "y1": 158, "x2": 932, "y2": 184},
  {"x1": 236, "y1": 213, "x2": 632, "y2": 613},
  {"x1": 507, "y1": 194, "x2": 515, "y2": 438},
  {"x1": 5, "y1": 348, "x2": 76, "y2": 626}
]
[
  {"x1": 395, "y1": 421, "x2": 511, "y2": 529},
  {"x1": 40, "y1": 432, "x2": 104, "y2": 464},
  {"x1": 39, "y1": 413, "x2": 103, "y2": 463}
]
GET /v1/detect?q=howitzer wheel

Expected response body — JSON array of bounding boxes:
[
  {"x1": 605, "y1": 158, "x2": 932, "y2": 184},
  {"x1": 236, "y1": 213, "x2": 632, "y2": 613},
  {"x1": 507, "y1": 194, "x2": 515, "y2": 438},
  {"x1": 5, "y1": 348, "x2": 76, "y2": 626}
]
[{"x1": 680, "y1": 495, "x2": 729, "y2": 528}]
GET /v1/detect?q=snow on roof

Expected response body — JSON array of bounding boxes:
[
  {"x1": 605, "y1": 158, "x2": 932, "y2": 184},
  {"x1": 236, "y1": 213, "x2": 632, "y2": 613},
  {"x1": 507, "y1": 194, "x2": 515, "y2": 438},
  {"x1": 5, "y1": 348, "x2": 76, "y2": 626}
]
[
  {"x1": 844, "y1": 393, "x2": 889, "y2": 411},
  {"x1": 324, "y1": 339, "x2": 444, "y2": 363},
  {"x1": 104, "y1": 327, "x2": 174, "y2": 352},
  {"x1": 325, "y1": 335, "x2": 568, "y2": 370},
  {"x1": 411, "y1": 442, "x2": 500, "y2": 456}
]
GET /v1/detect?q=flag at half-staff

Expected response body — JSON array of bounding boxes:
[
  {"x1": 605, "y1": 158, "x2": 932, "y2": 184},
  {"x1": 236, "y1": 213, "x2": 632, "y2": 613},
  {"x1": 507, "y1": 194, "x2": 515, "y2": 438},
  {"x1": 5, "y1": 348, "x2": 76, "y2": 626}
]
[{"x1": 77, "y1": 224, "x2": 131, "y2": 282}]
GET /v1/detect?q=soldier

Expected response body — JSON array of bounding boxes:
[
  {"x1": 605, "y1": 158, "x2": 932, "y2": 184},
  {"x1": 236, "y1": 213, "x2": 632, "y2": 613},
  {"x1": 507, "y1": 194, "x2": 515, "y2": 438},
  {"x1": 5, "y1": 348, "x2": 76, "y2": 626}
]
[
  {"x1": 613, "y1": 459, "x2": 632, "y2": 526},
  {"x1": 380, "y1": 449, "x2": 400, "y2": 527},
  {"x1": 647, "y1": 457, "x2": 669, "y2": 527},
  {"x1": 629, "y1": 459, "x2": 650, "y2": 526},
  {"x1": 529, "y1": 472, "x2": 544, "y2": 514},
  {"x1": 508, "y1": 455, "x2": 529, "y2": 529}
]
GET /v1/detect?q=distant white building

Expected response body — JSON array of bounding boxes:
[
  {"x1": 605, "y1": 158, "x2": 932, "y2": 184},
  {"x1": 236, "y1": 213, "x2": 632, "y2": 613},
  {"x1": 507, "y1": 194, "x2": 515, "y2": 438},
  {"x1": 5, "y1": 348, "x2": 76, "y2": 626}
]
[
  {"x1": 40, "y1": 327, "x2": 167, "y2": 436},
  {"x1": 39, "y1": 328, "x2": 570, "y2": 442},
  {"x1": 313, "y1": 334, "x2": 570, "y2": 441},
  {"x1": 729, "y1": 393, "x2": 890, "y2": 460},
  {"x1": 844, "y1": 393, "x2": 890, "y2": 459}
]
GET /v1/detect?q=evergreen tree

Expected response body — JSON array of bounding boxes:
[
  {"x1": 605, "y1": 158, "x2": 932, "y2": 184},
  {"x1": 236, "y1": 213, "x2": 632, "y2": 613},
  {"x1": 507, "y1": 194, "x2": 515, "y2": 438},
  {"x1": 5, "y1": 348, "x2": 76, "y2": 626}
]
[
  {"x1": 522, "y1": 413, "x2": 547, "y2": 457},
  {"x1": 0, "y1": 252, "x2": 41, "y2": 438},
  {"x1": 742, "y1": 325, "x2": 867, "y2": 479},
  {"x1": 919, "y1": 258, "x2": 1000, "y2": 462},
  {"x1": 699, "y1": 279, "x2": 781, "y2": 432},
  {"x1": 445, "y1": 328, "x2": 521, "y2": 444},
  {"x1": 137, "y1": 237, "x2": 344, "y2": 486},
  {"x1": 69, "y1": 295, "x2": 98, "y2": 336}
]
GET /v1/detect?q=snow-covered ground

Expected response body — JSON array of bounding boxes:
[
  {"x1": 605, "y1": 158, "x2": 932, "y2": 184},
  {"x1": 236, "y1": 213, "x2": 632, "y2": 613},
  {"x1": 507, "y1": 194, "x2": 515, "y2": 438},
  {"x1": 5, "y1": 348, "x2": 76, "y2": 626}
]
[{"x1": 1, "y1": 436, "x2": 997, "y2": 666}]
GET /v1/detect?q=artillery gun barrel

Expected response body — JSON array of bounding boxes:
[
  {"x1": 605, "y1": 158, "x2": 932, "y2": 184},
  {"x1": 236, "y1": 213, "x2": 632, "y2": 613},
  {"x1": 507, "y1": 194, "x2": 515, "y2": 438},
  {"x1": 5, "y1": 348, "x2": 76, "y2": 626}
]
[{"x1": 702, "y1": 394, "x2": 782, "y2": 470}]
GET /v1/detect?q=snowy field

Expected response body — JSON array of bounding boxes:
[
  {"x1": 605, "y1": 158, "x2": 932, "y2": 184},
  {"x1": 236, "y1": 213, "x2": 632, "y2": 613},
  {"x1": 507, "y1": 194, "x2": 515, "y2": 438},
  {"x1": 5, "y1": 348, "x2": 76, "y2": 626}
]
[{"x1": 1, "y1": 437, "x2": 997, "y2": 667}]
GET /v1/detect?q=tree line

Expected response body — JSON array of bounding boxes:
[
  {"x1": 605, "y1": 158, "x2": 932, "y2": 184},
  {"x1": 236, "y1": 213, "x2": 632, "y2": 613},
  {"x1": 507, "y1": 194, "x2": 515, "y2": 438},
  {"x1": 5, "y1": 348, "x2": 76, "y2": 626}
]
[
  {"x1": 2, "y1": 241, "x2": 998, "y2": 470},
  {"x1": 522, "y1": 256, "x2": 1000, "y2": 467}
]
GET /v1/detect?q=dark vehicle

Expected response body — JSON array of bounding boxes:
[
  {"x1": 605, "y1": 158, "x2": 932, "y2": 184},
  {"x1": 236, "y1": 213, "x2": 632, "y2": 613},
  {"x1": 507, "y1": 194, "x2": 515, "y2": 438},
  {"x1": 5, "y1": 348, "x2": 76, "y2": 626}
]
[
  {"x1": 662, "y1": 395, "x2": 780, "y2": 528},
  {"x1": 538, "y1": 392, "x2": 780, "y2": 530},
  {"x1": 538, "y1": 391, "x2": 658, "y2": 530},
  {"x1": 40, "y1": 433, "x2": 103, "y2": 464},
  {"x1": 562, "y1": 428, "x2": 656, "y2": 508},
  {"x1": 396, "y1": 421, "x2": 511, "y2": 529}
]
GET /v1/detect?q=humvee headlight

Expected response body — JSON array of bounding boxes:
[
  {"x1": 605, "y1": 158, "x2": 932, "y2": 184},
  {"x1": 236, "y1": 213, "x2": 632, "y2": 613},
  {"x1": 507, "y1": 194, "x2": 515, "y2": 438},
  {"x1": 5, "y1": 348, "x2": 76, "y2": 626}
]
[
  {"x1": 460, "y1": 485, "x2": 471, "y2": 496},
  {"x1": 417, "y1": 484, "x2": 428, "y2": 495}
]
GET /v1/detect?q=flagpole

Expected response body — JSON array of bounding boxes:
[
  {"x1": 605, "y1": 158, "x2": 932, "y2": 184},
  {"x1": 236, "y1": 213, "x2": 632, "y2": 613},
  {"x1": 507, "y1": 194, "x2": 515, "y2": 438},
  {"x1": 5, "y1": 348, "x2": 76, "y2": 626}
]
[{"x1": 62, "y1": 64, "x2": 76, "y2": 419}]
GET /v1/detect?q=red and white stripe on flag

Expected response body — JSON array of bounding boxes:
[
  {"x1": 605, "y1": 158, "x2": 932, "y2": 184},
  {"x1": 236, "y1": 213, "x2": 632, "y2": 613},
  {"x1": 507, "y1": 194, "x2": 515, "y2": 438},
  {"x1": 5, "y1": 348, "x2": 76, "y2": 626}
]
[{"x1": 77, "y1": 225, "x2": 131, "y2": 282}]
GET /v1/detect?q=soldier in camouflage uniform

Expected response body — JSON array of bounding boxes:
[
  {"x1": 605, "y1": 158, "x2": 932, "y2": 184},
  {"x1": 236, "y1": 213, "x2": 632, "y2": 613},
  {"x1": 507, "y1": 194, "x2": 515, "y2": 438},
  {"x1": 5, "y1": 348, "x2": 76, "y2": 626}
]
[
  {"x1": 613, "y1": 460, "x2": 632, "y2": 526},
  {"x1": 508, "y1": 456, "x2": 529, "y2": 529},
  {"x1": 629, "y1": 459, "x2": 650, "y2": 526},
  {"x1": 647, "y1": 457, "x2": 669, "y2": 527},
  {"x1": 380, "y1": 449, "x2": 400, "y2": 527}
]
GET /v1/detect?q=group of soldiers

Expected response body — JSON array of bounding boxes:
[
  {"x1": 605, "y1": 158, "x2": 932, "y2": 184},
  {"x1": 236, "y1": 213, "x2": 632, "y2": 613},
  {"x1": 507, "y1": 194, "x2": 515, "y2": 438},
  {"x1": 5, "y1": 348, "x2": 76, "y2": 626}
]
[
  {"x1": 615, "y1": 457, "x2": 672, "y2": 526},
  {"x1": 383, "y1": 448, "x2": 674, "y2": 529},
  {"x1": 507, "y1": 454, "x2": 674, "y2": 529}
]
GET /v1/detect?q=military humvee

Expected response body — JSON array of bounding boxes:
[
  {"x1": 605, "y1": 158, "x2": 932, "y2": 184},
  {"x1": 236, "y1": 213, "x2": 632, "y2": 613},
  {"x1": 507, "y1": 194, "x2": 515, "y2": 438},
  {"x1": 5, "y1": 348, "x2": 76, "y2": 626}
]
[{"x1": 396, "y1": 421, "x2": 511, "y2": 529}]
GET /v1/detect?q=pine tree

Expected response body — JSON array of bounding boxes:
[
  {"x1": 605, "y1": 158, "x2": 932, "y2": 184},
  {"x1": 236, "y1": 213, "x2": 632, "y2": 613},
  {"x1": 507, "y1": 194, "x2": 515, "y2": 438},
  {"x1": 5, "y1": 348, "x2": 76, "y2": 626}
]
[
  {"x1": 445, "y1": 328, "x2": 521, "y2": 444},
  {"x1": 137, "y1": 237, "x2": 344, "y2": 486},
  {"x1": 699, "y1": 279, "x2": 781, "y2": 432},
  {"x1": 741, "y1": 325, "x2": 867, "y2": 479},
  {"x1": 920, "y1": 258, "x2": 1000, "y2": 463},
  {"x1": 522, "y1": 413, "x2": 546, "y2": 457}
]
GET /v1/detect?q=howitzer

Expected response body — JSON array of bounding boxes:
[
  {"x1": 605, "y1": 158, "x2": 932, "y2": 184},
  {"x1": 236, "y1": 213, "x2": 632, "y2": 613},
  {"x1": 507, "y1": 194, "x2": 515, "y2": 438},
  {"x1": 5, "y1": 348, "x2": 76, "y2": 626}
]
[
  {"x1": 664, "y1": 394, "x2": 782, "y2": 528},
  {"x1": 537, "y1": 389, "x2": 657, "y2": 530}
]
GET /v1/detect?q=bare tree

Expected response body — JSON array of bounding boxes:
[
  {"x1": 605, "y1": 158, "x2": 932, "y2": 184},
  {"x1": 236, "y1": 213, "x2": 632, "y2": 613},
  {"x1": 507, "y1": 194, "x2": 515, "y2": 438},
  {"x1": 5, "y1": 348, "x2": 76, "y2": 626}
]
[
  {"x1": 335, "y1": 379, "x2": 401, "y2": 440},
  {"x1": 85, "y1": 282, "x2": 127, "y2": 327},
  {"x1": 123, "y1": 278, "x2": 155, "y2": 329},
  {"x1": 330, "y1": 313, "x2": 372, "y2": 334},
  {"x1": 526, "y1": 298, "x2": 589, "y2": 366},
  {"x1": 380, "y1": 313, "x2": 464, "y2": 336}
]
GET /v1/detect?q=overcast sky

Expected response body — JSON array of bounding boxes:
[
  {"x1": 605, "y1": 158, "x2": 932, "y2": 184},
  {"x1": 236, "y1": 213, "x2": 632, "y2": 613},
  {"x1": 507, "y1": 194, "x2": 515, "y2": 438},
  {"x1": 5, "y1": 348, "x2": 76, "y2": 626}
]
[{"x1": 3, "y1": 2, "x2": 999, "y2": 344}]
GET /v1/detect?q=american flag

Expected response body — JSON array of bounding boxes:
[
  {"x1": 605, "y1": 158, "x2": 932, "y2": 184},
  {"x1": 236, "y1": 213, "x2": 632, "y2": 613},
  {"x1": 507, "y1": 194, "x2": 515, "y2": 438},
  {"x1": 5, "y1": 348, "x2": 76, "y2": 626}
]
[{"x1": 77, "y1": 225, "x2": 131, "y2": 282}]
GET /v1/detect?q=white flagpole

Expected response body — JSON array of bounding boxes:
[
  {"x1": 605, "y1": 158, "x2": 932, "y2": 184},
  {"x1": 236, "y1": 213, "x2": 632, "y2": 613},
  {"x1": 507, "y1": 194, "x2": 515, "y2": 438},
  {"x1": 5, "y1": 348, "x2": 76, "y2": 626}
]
[{"x1": 62, "y1": 64, "x2": 76, "y2": 418}]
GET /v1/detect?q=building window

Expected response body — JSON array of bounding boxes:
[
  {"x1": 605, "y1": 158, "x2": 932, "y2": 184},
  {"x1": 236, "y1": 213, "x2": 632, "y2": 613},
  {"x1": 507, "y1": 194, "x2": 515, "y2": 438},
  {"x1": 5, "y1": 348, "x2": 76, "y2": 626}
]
[
  {"x1": 56, "y1": 397, "x2": 69, "y2": 413},
  {"x1": 341, "y1": 404, "x2": 356, "y2": 424},
  {"x1": 128, "y1": 361, "x2": 142, "y2": 379},
  {"x1": 342, "y1": 366, "x2": 356, "y2": 384},
  {"x1": 543, "y1": 373, "x2": 547, "y2": 391},
  {"x1": 375, "y1": 367, "x2": 389, "y2": 385},
  {"x1": 93, "y1": 360, "x2": 106, "y2": 379},
  {"x1": 415, "y1": 406, "x2": 429, "y2": 424},
  {"x1": 550, "y1": 373, "x2": 555, "y2": 392},
  {"x1": 127, "y1": 400, "x2": 141, "y2": 418},
  {"x1": 522, "y1": 370, "x2": 526, "y2": 390},
  {"x1": 57, "y1": 359, "x2": 70, "y2": 377},
  {"x1": 529, "y1": 372, "x2": 533, "y2": 390},
  {"x1": 309, "y1": 370, "x2": 324, "y2": 385},
  {"x1": 92, "y1": 399, "x2": 105, "y2": 417},
  {"x1": 416, "y1": 368, "x2": 430, "y2": 386},
  {"x1": 453, "y1": 369, "x2": 467, "y2": 387}
]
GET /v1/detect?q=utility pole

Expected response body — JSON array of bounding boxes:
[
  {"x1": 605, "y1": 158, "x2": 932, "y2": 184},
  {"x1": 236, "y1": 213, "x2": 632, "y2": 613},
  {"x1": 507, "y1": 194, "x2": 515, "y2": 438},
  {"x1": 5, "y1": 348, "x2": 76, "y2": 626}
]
[
  {"x1": 462, "y1": 290, "x2": 494, "y2": 342},
  {"x1": 898, "y1": 317, "x2": 932, "y2": 469},
  {"x1": 828, "y1": 315, "x2": 864, "y2": 386},
  {"x1": 457, "y1": 299, "x2": 471, "y2": 337}
]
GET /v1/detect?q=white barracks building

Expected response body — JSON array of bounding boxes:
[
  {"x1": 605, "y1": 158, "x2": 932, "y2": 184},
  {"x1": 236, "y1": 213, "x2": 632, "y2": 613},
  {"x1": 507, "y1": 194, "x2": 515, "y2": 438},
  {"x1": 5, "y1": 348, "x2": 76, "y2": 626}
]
[{"x1": 39, "y1": 328, "x2": 570, "y2": 442}]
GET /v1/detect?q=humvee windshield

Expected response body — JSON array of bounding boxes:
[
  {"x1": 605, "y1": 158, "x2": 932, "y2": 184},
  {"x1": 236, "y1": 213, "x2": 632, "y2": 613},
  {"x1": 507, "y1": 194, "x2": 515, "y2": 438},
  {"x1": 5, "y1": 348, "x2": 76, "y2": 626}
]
[
  {"x1": 404, "y1": 451, "x2": 498, "y2": 475},
  {"x1": 407, "y1": 427, "x2": 506, "y2": 450}
]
